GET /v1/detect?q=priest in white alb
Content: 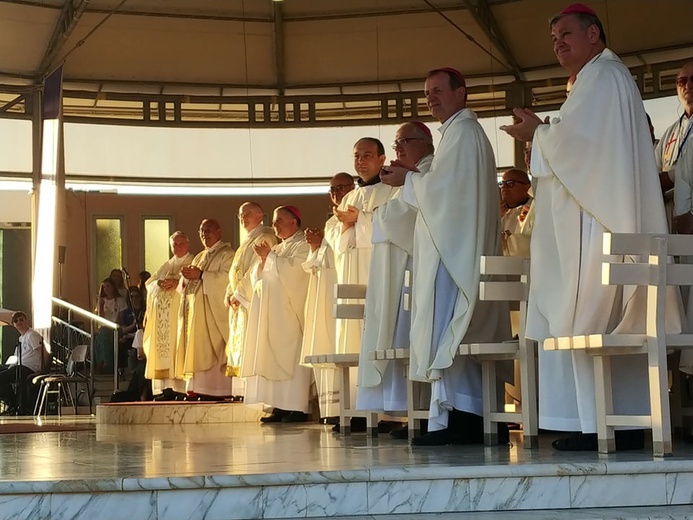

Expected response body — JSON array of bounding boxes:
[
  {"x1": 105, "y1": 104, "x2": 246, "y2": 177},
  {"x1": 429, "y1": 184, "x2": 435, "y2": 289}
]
[
  {"x1": 501, "y1": 3, "x2": 682, "y2": 450},
  {"x1": 225, "y1": 202, "x2": 277, "y2": 398},
  {"x1": 143, "y1": 231, "x2": 194, "y2": 399},
  {"x1": 329, "y1": 138, "x2": 400, "y2": 355},
  {"x1": 178, "y1": 218, "x2": 235, "y2": 399},
  {"x1": 382, "y1": 67, "x2": 511, "y2": 446},
  {"x1": 241, "y1": 206, "x2": 312, "y2": 423},
  {"x1": 357, "y1": 122, "x2": 434, "y2": 416},
  {"x1": 301, "y1": 173, "x2": 355, "y2": 419}
]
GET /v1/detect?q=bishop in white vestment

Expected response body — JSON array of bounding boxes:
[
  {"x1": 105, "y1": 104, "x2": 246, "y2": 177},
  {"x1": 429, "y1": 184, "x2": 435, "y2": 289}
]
[
  {"x1": 502, "y1": 4, "x2": 681, "y2": 447},
  {"x1": 383, "y1": 68, "x2": 510, "y2": 445},
  {"x1": 242, "y1": 206, "x2": 312, "y2": 421}
]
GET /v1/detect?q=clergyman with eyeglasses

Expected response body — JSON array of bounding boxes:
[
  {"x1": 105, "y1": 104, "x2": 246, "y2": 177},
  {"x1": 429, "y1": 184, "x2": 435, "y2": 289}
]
[
  {"x1": 356, "y1": 122, "x2": 434, "y2": 432},
  {"x1": 499, "y1": 168, "x2": 533, "y2": 258},
  {"x1": 300, "y1": 172, "x2": 355, "y2": 422}
]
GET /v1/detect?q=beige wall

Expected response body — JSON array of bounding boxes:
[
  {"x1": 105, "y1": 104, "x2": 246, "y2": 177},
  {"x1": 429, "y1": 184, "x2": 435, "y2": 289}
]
[{"x1": 62, "y1": 190, "x2": 333, "y2": 310}]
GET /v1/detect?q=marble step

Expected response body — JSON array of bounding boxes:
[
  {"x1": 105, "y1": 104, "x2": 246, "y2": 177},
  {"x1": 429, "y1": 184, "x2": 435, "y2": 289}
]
[{"x1": 306, "y1": 507, "x2": 693, "y2": 520}]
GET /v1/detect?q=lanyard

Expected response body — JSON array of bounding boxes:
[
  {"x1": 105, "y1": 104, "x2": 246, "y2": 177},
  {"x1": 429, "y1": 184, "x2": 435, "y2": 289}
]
[{"x1": 675, "y1": 114, "x2": 692, "y2": 163}]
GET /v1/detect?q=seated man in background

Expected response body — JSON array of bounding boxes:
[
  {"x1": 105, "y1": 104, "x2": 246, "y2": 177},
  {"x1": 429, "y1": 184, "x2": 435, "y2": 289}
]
[
  {"x1": 499, "y1": 168, "x2": 533, "y2": 258},
  {"x1": 0, "y1": 312, "x2": 49, "y2": 415}
]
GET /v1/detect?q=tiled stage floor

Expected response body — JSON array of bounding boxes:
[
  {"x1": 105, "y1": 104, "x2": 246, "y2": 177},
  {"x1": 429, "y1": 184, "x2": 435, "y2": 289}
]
[{"x1": 1, "y1": 410, "x2": 693, "y2": 519}]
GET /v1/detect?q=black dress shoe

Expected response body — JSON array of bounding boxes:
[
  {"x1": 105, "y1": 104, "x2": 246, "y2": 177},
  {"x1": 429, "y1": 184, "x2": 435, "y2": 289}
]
[
  {"x1": 411, "y1": 428, "x2": 465, "y2": 446},
  {"x1": 350, "y1": 417, "x2": 367, "y2": 432},
  {"x1": 282, "y1": 411, "x2": 308, "y2": 423},
  {"x1": 552, "y1": 430, "x2": 645, "y2": 452},
  {"x1": 330, "y1": 417, "x2": 367, "y2": 432},
  {"x1": 552, "y1": 433, "x2": 598, "y2": 451},
  {"x1": 260, "y1": 408, "x2": 289, "y2": 423},
  {"x1": 377, "y1": 420, "x2": 405, "y2": 434},
  {"x1": 615, "y1": 429, "x2": 645, "y2": 450},
  {"x1": 197, "y1": 394, "x2": 226, "y2": 402},
  {"x1": 389, "y1": 425, "x2": 409, "y2": 440}
]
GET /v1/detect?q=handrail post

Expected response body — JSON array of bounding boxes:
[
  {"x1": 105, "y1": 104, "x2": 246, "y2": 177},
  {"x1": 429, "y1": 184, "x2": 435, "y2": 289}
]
[
  {"x1": 113, "y1": 329, "x2": 119, "y2": 394},
  {"x1": 89, "y1": 319, "x2": 95, "y2": 410}
]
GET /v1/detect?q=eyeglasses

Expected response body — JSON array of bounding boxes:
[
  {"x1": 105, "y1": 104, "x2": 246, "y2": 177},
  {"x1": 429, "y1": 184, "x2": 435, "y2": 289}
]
[
  {"x1": 498, "y1": 180, "x2": 530, "y2": 188},
  {"x1": 676, "y1": 75, "x2": 693, "y2": 88},
  {"x1": 391, "y1": 137, "x2": 424, "y2": 149},
  {"x1": 329, "y1": 184, "x2": 353, "y2": 193}
]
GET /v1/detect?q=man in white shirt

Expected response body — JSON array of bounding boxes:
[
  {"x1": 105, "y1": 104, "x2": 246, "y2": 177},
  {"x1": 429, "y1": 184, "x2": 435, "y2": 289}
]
[
  {"x1": 665, "y1": 61, "x2": 693, "y2": 233},
  {"x1": 0, "y1": 312, "x2": 48, "y2": 415}
]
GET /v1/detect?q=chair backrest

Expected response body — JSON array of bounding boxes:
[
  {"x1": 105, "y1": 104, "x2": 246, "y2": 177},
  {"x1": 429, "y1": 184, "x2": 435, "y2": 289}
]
[
  {"x1": 603, "y1": 233, "x2": 693, "y2": 287},
  {"x1": 66, "y1": 344, "x2": 89, "y2": 376},
  {"x1": 333, "y1": 284, "x2": 367, "y2": 319}
]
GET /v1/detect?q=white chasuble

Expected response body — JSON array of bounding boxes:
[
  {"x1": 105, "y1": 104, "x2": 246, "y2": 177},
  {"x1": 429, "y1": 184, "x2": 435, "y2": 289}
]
[
  {"x1": 179, "y1": 241, "x2": 235, "y2": 396},
  {"x1": 242, "y1": 230, "x2": 312, "y2": 412},
  {"x1": 143, "y1": 252, "x2": 194, "y2": 389},
  {"x1": 225, "y1": 225, "x2": 277, "y2": 377},
  {"x1": 529, "y1": 49, "x2": 682, "y2": 433},
  {"x1": 301, "y1": 216, "x2": 341, "y2": 417},
  {"x1": 327, "y1": 182, "x2": 400, "y2": 355},
  {"x1": 409, "y1": 109, "x2": 511, "y2": 431},
  {"x1": 357, "y1": 154, "x2": 433, "y2": 412}
]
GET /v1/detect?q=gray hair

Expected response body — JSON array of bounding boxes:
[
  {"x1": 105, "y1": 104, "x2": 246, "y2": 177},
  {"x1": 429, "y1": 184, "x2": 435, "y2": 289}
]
[{"x1": 169, "y1": 231, "x2": 189, "y2": 247}]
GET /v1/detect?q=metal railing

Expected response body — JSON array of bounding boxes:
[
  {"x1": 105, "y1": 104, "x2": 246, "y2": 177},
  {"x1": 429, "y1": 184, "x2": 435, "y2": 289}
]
[{"x1": 51, "y1": 297, "x2": 120, "y2": 396}]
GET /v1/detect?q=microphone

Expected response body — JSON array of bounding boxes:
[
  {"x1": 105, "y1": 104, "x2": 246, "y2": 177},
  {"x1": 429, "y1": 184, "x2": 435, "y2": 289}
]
[{"x1": 121, "y1": 267, "x2": 130, "y2": 277}]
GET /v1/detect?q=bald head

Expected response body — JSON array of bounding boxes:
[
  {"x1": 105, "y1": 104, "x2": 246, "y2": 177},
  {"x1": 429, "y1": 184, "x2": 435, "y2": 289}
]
[
  {"x1": 500, "y1": 169, "x2": 531, "y2": 208},
  {"x1": 393, "y1": 122, "x2": 434, "y2": 164},
  {"x1": 238, "y1": 202, "x2": 265, "y2": 233},
  {"x1": 199, "y1": 218, "x2": 222, "y2": 248},
  {"x1": 329, "y1": 172, "x2": 355, "y2": 206}
]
